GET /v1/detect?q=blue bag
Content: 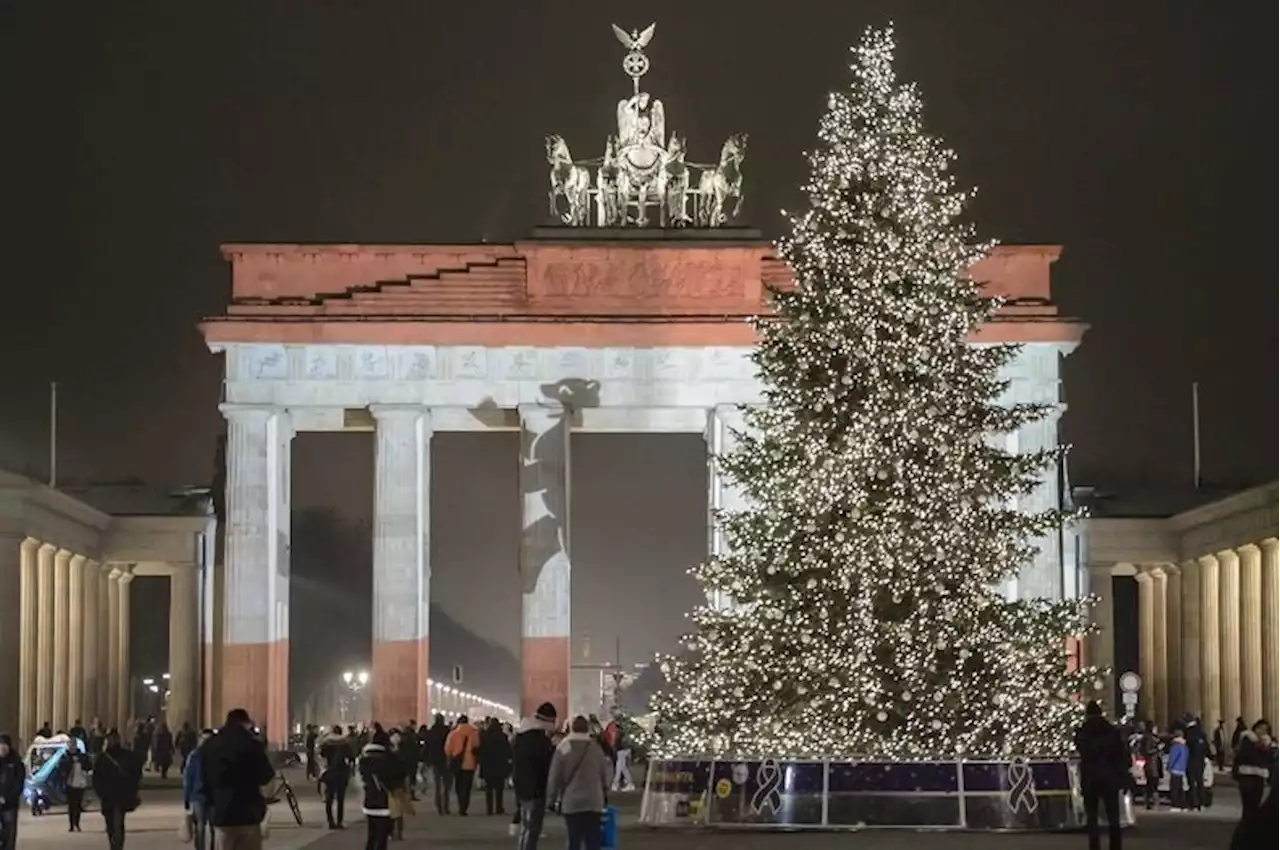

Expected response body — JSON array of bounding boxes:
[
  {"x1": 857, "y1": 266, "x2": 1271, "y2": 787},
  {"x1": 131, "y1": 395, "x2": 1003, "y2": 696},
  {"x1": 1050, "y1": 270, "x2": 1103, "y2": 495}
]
[{"x1": 600, "y1": 804, "x2": 619, "y2": 848}]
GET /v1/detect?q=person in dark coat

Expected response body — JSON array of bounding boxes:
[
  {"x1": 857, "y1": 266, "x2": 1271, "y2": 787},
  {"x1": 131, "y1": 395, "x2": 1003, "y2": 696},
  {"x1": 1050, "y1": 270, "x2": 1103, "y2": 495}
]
[
  {"x1": 359, "y1": 730, "x2": 406, "y2": 850},
  {"x1": 61, "y1": 745, "x2": 93, "y2": 831},
  {"x1": 176, "y1": 722, "x2": 199, "y2": 771},
  {"x1": 512, "y1": 702, "x2": 558, "y2": 850},
  {"x1": 1228, "y1": 773, "x2": 1280, "y2": 850},
  {"x1": 1074, "y1": 700, "x2": 1128, "y2": 850},
  {"x1": 1234, "y1": 720, "x2": 1272, "y2": 817},
  {"x1": 1181, "y1": 714, "x2": 1208, "y2": 810},
  {"x1": 93, "y1": 730, "x2": 142, "y2": 850},
  {"x1": 200, "y1": 709, "x2": 275, "y2": 849},
  {"x1": 152, "y1": 723, "x2": 175, "y2": 779},
  {"x1": 422, "y1": 714, "x2": 451, "y2": 814},
  {"x1": 0, "y1": 735, "x2": 27, "y2": 850},
  {"x1": 479, "y1": 718, "x2": 513, "y2": 816},
  {"x1": 319, "y1": 725, "x2": 354, "y2": 830},
  {"x1": 397, "y1": 721, "x2": 422, "y2": 800}
]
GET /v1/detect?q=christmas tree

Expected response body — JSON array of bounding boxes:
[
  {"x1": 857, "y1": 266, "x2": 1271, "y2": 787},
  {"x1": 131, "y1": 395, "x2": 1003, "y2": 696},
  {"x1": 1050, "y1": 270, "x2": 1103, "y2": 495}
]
[{"x1": 650, "y1": 26, "x2": 1097, "y2": 760}]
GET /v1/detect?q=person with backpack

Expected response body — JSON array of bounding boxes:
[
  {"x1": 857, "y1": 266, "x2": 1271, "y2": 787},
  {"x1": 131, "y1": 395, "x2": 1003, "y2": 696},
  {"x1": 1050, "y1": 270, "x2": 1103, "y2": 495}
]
[
  {"x1": 1074, "y1": 701, "x2": 1129, "y2": 850},
  {"x1": 93, "y1": 730, "x2": 142, "y2": 850}
]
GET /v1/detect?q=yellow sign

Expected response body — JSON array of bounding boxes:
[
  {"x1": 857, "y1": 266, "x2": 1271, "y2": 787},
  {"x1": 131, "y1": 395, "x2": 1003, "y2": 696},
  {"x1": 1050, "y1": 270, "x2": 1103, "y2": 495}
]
[{"x1": 715, "y1": 778, "x2": 733, "y2": 799}]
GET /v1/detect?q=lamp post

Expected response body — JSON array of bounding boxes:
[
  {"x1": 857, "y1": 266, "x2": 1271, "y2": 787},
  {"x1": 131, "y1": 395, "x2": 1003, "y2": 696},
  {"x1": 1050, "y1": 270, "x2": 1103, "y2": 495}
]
[{"x1": 340, "y1": 670, "x2": 370, "y2": 723}]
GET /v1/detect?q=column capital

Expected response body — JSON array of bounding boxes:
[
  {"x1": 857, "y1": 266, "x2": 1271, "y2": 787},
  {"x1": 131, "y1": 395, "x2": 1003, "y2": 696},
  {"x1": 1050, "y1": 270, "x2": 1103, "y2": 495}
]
[
  {"x1": 218, "y1": 402, "x2": 278, "y2": 422},
  {"x1": 370, "y1": 403, "x2": 431, "y2": 421},
  {"x1": 110, "y1": 564, "x2": 135, "y2": 583},
  {"x1": 21, "y1": 537, "x2": 41, "y2": 555},
  {"x1": 1260, "y1": 537, "x2": 1278, "y2": 554},
  {"x1": 1237, "y1": 542, "x2": 1262, "y2": 558},
  {"x1": 69, "y1": 553, "x2": 87, "y2": 569},
  {"x1": 1197, "y1": 552, "x2": 1219, "y2": 569},
  {"x1": 54, "y1": 548, "x2": 72, "y2": 565},
  {"x1": 1216, "y1": 548, "x2": 1241, "y2": 567}
]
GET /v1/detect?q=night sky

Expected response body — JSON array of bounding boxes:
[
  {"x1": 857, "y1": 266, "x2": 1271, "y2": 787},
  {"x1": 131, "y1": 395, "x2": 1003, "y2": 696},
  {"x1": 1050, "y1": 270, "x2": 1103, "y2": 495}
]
[{"x1": 2, "y1": 2, "x2": 1273, "y2": 705}]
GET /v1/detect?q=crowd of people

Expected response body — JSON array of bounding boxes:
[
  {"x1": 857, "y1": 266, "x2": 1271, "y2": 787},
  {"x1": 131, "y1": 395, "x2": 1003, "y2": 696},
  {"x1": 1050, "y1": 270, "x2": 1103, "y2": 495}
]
[
  {"x1": 300, "y1": 705, "x2": 632, "y2": 850},
  {"x1": 1076, "y1": 701, "x2": 1277, "y2": 850}
]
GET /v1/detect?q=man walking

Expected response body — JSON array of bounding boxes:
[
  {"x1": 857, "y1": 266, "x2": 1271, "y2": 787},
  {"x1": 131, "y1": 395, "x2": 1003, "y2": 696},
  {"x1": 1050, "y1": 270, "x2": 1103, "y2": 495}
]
[
  {"x1": 512, "y1": 702, "x2": 557, "y2": 850},
  {"x1": 201, "y1": 709, "x2": 275, "y2": 850},
  {"x1": 1075, "y1": 700, "x2": 1129, "y2": 850}
]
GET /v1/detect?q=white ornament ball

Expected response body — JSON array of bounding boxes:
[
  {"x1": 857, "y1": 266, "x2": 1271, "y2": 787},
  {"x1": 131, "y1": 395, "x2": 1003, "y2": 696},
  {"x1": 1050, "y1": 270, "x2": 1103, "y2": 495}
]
[{"x1": 876, "y1": 711, "x2": 888, "y2": 722}]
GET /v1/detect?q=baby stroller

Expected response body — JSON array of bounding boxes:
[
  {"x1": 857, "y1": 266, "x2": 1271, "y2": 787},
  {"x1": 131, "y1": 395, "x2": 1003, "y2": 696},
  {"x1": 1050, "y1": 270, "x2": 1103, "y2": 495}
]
[{"x1": 23, "y1": 734, "x2": 88, "y2": 815}]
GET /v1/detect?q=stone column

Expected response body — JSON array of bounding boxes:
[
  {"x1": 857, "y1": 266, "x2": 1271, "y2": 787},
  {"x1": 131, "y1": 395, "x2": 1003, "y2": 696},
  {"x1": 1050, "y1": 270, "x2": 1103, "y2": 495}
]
[
  {"x1": 81, "y1": 561, "x2": 100, "y2": 724},
  {"x1": 0, "y1": 536, "x2": 24, "y2": 744},
  {"x1": 1199, "y1": 554, "x2": 1221, "y2": 724},
  {"x1": 1179, "y1": 559, "x2": 1201, "y2": 717},
  {"x1": 519, "y1": 402, "x2": 572, "y2": 720},
  {"x1": 105, "y1": 567, "x2": 121, "y2": 728},
  {"x1": 705, "y1": 404, "x2": 748, "y2": 611},
  {"x1": 1262, "y1": 539, "x2": 1279, "y2": 726},
  {"x1": 219, "y1": 404, "x2": 292, "y2": 746},
  {"x1": 1237, "y1": 543, "x2": 1264, "y2": 724},
  {"x1": 1085, "y1": 564, "x2": 1116, "y2": 710},
  {"x1": 67, "y1": 554, "x2": 86, "y2": 727},
  {"x1": 203, "y1": 559, "x2": 224, "y2": 731},
  {"x1": 1136, "y1": 569, "x2": 1155, "y2": 721},
  {"x1": 168, "y1": 566, "x2": 199, "y2": 729},
  {"x1": 36, "y1": 543, "x2": 56, "y2": 731},
  {"x1": 370, "y1": 405, "x2": 432, "y2": 725},
  {"x1": 51, "y1": 549, "x2": 72, "y2": 730},
  {"x1": 1151, "y1": 567, "x2": 1169, "y2": 727},
  {"x1": 99, "y1": 564, "x2": 114, "y2": 726},
  {"x1": 1165, "y1": 565, "x2": 1182, "y2": 720},
  {"x1": 1218, "y1": 548, "x2": 1241, "y2": 726},
  {"x1": 116, "y1": 566, "x2": 134, "y2": 727},
  {"x1": 18, "y1": 538, "x2": 40, "y2": 746}
]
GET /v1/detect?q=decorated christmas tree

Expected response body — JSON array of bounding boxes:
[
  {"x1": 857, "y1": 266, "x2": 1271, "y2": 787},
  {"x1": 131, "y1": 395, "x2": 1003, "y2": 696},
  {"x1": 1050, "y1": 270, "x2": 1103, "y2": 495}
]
[{"x1": 650, "y1": 26, "x2": 1097, "y2": 760}]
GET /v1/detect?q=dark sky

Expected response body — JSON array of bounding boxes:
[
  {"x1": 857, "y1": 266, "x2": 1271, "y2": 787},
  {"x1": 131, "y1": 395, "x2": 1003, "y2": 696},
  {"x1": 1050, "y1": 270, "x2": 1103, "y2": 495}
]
[{"x1": 3, "y1": 2, "x2": 1274, "y2": 702}]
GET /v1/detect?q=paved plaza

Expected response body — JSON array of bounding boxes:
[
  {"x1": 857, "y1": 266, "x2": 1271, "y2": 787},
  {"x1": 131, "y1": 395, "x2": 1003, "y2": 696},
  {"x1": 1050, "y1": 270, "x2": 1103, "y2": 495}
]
[{"x1": 10, "y1": 771, "x2": 1243, "y2": 849}]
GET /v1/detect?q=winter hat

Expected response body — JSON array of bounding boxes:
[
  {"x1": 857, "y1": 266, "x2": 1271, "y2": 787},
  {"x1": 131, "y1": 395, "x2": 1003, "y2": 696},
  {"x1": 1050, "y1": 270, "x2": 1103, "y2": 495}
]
[
  {"x1": 0, "y1": 734, "x2": 11, "y2": 747},
  {"x1": 535, "y1": 702, "x2": 557, "y2": 724}
]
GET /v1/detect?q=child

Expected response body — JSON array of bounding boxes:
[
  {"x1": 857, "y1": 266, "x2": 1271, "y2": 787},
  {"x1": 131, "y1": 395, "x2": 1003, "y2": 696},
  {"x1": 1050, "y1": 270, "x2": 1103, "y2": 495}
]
[{"x1": 1167, "y1": 728, "x2": 1189, "y2": 811}]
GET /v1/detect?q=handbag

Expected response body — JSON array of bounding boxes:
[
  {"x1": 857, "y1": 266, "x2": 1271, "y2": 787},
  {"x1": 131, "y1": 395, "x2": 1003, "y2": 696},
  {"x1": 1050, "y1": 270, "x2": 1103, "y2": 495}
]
[{"x1": 549, "y1": 745, "x2": 591, "y2": 815}]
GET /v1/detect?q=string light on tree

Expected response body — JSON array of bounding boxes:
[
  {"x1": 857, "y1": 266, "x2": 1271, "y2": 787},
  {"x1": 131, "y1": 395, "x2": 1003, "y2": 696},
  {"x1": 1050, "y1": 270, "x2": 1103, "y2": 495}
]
[{"x1": 649, "y1": 25, "x2": 1099, "y2": 760}]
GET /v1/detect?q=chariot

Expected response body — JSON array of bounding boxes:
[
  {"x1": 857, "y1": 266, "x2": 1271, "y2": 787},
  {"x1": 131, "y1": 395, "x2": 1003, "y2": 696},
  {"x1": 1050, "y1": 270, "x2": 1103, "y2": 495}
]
[{"x1": 547, "y1": 23, "x2": 746, "y2": 229}]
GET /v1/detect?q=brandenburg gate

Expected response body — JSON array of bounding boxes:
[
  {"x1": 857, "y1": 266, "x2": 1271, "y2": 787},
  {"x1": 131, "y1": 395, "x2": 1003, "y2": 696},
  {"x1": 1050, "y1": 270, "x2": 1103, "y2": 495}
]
[{"x1": 198, "y1": 24, "x2": 1085, "y2": 742}]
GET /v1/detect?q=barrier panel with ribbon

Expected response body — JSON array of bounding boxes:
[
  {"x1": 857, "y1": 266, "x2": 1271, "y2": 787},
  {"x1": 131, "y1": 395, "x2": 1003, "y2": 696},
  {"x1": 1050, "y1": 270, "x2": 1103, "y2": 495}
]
[{"x1": 639, "y1": 756, "x2": 1135, "y2": 831}]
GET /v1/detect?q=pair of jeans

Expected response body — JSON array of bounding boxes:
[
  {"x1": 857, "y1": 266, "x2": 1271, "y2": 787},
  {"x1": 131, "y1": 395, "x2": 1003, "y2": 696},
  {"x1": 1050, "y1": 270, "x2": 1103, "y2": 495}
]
[
  {"x1": 324, "y1": 775, "x2": 349, "y2": 826},
  {"x1": 455, "y1": 769, "x2": 475, "y2": 814},
  {"x1": 218, "y1": 823, "x2": 263, "y2": 850},
  {"x1": 518, "y1": 798, "x2": 546, "y2": 850},
  {"x1": 564, "y1": 810, "x2": 602, "y2": 850},
  {"x1": 613, "y1": 749, "x2": 633, "y2": 789},
  {"x1": 0, "y1": 809, "x2": 18, "y2": 850},
  {"x1": 189, "y1": 800, "x2": 210, "y2": 850},
  {"x1": 485, "y1": 779, "x2": 505, "y2": 814},
  {"x1": 432, "y1": 765, "x2": 453, "y2": 813},
  {"x1": 101, "y1": 807, "x2": 127, "y2": 850},
  {"x1": 364, "y1": 814, "x2": 391, "y2": 850},
  {"x1": 1080, "y1": 780, "x2": 1123, "y2": 850},
  {"x1": 67, "y1": 787, "x2": 85, "y2": 829},
  {"x1": 1169, "y1": 773, "x2": 1187, "y2": 808}
]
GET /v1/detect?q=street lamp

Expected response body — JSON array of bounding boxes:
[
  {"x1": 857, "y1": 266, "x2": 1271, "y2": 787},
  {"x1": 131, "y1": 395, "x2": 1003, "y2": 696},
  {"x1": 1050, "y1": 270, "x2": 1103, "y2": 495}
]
[{"x1": 340, "y1": 670, "x2": 370, "y2": 723}]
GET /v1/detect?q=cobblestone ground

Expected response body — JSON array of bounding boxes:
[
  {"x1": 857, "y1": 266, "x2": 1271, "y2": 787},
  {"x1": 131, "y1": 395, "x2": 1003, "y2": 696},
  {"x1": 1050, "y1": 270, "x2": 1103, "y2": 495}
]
[{"x1": 11, "y1": 772, "x2": 1243, "y2": 849}]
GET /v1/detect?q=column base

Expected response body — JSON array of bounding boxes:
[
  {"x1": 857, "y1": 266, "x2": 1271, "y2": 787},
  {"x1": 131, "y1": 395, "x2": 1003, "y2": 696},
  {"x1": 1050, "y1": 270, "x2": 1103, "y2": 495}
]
[
  {"x1": 372, "y1": 638, "x2": 429, "y2": 724},
  {"x1": 221, "y1": 640, "x2": 287, "y2": 742},
  {"x1": 521, "y1": 636, "x2": 570, "y2": 722}
]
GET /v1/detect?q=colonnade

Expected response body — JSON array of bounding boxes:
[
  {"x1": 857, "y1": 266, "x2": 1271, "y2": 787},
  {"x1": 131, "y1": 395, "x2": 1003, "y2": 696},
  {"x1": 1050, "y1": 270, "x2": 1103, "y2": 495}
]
[
  {"x1": 1131, "y1": 538, "x2": 1278, "y2": 730},
  {"x1": 11, "y1": 538, "x2": 132, "y2": 746},
  {"x1": 218, "y1": 400, "x2": 747, "y2": 743}
]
